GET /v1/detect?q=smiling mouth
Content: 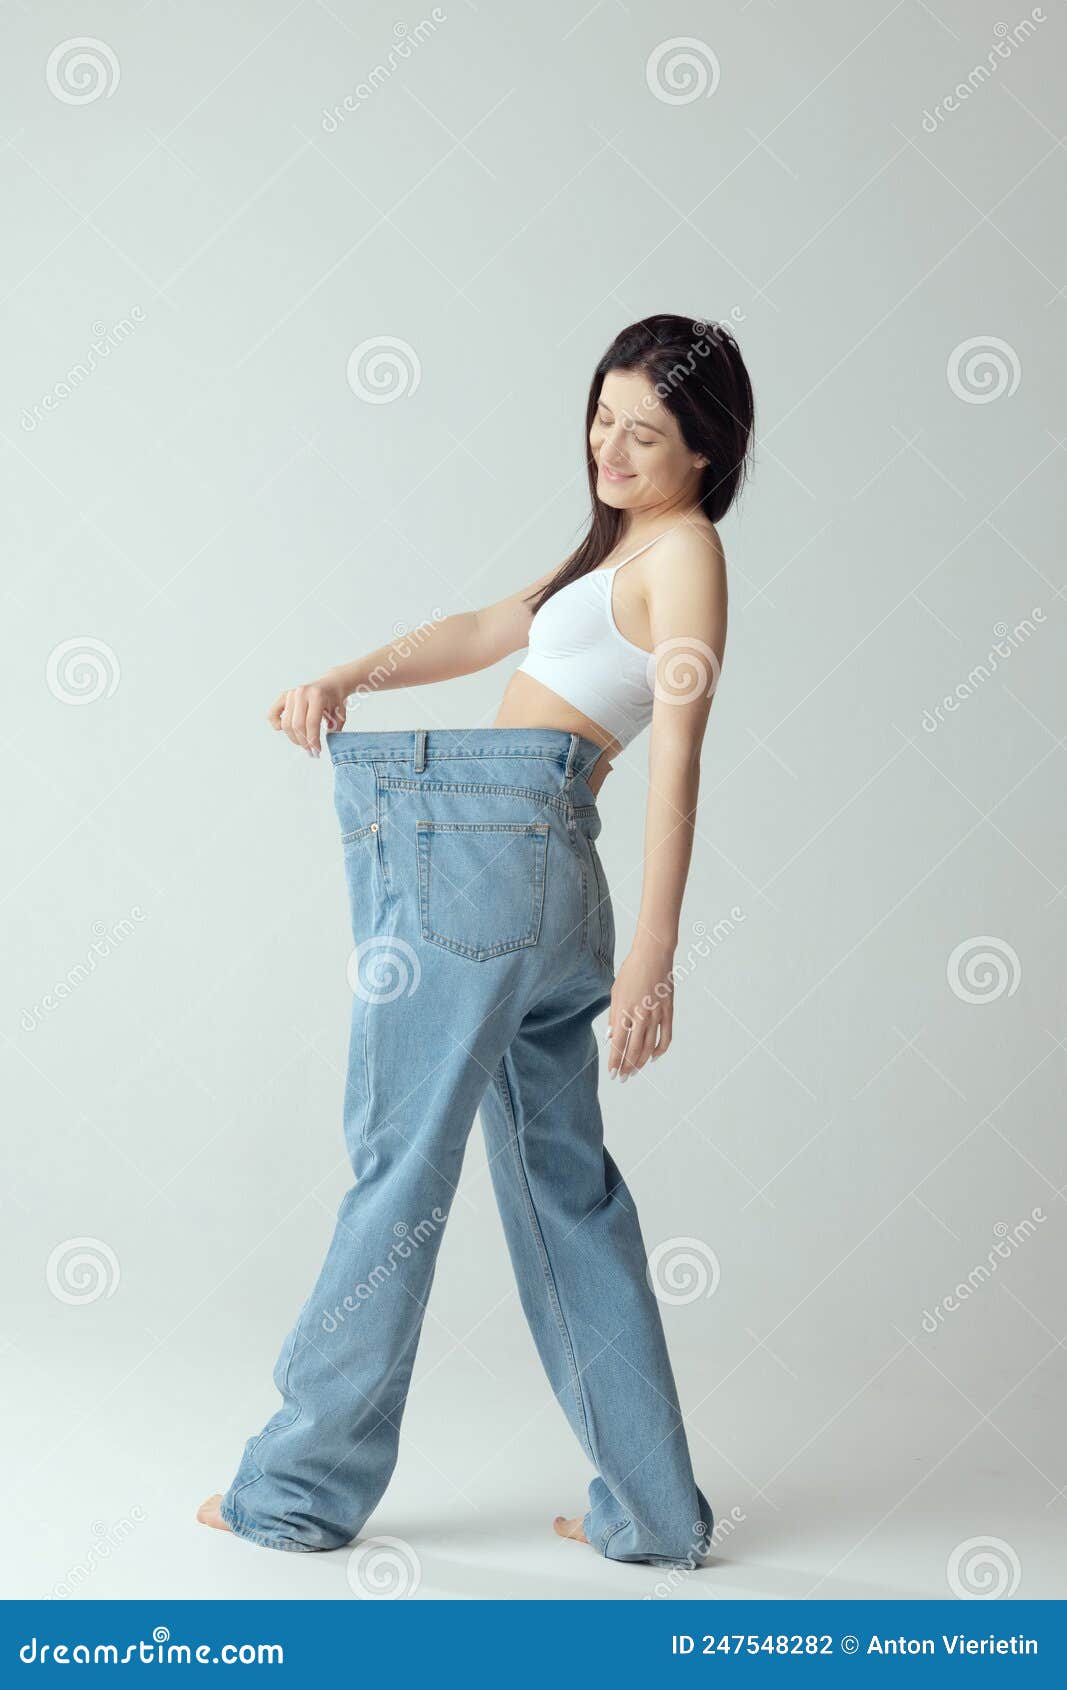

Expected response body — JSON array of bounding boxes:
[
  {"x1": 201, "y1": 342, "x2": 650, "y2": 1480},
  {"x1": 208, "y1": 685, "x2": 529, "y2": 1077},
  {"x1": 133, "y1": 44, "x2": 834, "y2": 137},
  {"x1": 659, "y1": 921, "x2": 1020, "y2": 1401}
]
[{"x1": 599, "y1": 463, "x2": 635, "y2": 481}]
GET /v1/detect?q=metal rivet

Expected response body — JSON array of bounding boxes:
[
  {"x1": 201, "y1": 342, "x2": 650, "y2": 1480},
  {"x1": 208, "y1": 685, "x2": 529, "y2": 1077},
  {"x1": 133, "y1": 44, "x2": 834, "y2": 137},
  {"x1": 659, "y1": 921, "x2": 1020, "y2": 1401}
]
[{"x1": 370, "y1": 822, "x2": 379, "y2": 832}]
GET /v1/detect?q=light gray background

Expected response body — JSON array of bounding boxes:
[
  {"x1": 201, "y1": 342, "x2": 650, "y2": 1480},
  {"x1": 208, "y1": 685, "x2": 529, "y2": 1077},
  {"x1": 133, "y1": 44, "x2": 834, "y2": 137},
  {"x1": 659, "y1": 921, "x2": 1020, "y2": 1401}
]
[{"x1": 2, "y1": 0, "x2": 1064, "y2": 1602}]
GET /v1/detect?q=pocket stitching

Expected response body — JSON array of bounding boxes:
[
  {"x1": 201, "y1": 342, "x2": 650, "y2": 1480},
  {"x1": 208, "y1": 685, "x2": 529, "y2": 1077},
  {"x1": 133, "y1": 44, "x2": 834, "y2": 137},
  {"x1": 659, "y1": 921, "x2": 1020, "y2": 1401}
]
[
  {"x1": 587, "y1": 839, "x2": 614, "y2": 968},
  {"x1": 340, "y1": 822, "x2": 376, "y2": 844},
  {"x1": 417, "y1": 822, "x2": 549, "y2": 961}
]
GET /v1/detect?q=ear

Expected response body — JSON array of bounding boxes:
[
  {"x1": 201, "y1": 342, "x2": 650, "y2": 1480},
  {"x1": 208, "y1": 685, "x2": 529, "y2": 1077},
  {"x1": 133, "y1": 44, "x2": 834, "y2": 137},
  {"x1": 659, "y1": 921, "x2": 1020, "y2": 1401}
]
[{"x1": 693, "y1": 454, "x2": 710, "y2": 469}]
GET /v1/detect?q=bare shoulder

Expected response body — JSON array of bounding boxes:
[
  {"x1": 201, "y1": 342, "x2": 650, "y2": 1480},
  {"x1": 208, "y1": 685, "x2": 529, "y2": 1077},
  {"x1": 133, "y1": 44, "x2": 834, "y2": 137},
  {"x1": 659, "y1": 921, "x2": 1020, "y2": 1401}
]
[{"x1": 646, "y1": 518, "x2": 726, "y2": 605}]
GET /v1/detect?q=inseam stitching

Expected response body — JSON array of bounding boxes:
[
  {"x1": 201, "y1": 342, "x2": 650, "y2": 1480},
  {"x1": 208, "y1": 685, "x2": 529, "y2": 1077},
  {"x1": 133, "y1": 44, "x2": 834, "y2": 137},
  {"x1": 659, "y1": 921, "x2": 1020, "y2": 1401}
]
[{"x1": 493, "y1": 1056, "x2": 598, "y2": 1469}]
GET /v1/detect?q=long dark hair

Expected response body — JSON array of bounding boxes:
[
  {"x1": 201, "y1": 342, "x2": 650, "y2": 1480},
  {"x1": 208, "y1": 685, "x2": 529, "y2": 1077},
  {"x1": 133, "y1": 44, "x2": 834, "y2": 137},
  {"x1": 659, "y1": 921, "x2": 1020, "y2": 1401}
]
[{"x1": 529, "y1": 314, "x2": 754, "y2": 614}]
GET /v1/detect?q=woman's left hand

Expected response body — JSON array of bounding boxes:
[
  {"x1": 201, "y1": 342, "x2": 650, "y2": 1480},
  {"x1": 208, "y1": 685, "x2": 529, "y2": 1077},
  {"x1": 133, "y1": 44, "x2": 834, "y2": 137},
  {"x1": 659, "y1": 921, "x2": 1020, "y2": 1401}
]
[{"x1": 607, "y1": 940, "x2": 675, "y2": 1080}]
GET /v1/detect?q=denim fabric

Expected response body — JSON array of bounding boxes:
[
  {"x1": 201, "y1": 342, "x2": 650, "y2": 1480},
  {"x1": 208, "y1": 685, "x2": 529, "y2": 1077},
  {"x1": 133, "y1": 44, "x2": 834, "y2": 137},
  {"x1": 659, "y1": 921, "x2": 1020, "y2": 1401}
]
[{"x1": 220, "y1": 728, "x2": 712, "y2": 1565}]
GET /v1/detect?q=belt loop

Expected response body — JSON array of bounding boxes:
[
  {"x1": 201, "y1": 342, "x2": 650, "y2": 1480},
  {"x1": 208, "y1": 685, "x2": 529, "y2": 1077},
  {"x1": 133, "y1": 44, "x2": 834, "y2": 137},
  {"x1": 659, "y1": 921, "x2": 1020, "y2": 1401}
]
[
  {"x1": 563, "y1": 731, "x2": 579, "y2": 787},
  {"x1": 414, "y1": 729, "x2": 427, "y2": 773}
]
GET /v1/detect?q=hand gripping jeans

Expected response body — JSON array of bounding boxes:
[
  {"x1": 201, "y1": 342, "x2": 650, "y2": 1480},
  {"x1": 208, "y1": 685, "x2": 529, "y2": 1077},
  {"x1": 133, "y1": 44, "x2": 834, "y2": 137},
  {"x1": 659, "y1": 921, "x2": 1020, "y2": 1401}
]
[{"x1": 221, "y1": 729, "x2": 713, "y2": 1565}]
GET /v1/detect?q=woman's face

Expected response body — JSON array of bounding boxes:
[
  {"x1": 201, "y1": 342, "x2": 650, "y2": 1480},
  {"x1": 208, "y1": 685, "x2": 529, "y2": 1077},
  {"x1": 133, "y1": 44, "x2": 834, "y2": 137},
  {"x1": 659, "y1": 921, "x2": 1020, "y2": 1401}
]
[{"x1": 590, "y1": 369, "x2": 707, "y2": 511}]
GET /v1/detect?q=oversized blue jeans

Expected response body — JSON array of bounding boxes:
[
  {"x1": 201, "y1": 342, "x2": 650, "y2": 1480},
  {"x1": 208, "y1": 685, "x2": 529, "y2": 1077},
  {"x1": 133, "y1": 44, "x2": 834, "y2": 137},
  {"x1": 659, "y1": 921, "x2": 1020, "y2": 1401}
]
[{"x1": 221, "y1": 729, "x2": 712, "y2": 1564}]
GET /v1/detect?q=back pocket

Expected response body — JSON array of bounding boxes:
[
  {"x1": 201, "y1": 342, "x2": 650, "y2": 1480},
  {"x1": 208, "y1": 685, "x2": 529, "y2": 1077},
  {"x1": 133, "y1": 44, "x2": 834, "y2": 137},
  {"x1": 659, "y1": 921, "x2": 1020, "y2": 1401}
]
[{"x1": 416, "y1": 821, "x2": 549, "y2": 960}]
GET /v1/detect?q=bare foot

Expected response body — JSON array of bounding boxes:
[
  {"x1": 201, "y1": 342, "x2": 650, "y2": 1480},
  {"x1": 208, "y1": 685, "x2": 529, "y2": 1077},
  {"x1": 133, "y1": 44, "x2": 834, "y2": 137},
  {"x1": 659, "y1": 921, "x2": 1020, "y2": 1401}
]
[
  {"x1": 553, "y1": 1513, "x2": 589, "y2": 1545},
  {"x1": 196, "y1": 1493, "x2": 233, "y2": 1534}
]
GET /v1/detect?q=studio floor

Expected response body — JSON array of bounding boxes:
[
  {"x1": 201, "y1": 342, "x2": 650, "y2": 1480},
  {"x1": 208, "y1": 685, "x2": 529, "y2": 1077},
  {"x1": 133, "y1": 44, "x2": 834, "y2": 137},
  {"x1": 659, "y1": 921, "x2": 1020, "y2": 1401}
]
[{"x1": 10, "y1": 1342, "x2": 1063, "y2": 1603}]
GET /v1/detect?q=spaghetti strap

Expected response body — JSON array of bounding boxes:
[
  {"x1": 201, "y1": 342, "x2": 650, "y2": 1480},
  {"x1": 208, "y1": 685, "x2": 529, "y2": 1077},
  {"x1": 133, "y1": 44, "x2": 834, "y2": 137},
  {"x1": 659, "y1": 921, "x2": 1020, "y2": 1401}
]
[{"x1": 608, "y1": 522, "x2": 682, "y2": 573}]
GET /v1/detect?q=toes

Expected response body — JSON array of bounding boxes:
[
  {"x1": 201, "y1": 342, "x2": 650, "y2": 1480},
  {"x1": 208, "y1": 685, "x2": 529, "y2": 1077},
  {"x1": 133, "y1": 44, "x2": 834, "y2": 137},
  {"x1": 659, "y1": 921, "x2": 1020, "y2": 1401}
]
[{"x1": 552, "y1": 1514, "x2": 589, "y2": 1544}]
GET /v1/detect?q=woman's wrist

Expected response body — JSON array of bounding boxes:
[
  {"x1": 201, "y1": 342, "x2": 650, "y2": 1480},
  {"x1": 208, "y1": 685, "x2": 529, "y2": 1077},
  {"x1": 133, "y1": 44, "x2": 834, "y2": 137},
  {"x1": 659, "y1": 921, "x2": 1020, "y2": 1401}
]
[
  {"x1": 324, "y1": 662, "x2": 360, "y2": 696},
  {"x1": 631, "y1": 923, "x2": 677, "y2": 958}
]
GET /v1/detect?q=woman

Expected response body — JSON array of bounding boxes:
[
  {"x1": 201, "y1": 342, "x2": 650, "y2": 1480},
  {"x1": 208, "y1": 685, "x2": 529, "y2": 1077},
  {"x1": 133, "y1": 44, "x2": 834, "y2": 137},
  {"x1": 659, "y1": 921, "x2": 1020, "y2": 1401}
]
[{"x1": 198, "y1": 314, "x2": 754, "y2": 1566}]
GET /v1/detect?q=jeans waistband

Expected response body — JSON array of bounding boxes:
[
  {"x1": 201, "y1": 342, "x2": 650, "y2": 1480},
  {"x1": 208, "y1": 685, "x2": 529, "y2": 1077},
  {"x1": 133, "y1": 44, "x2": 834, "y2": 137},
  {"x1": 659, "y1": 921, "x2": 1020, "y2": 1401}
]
[{"x1": 325, "y1": 727, "x2": 606, "y2": 798}]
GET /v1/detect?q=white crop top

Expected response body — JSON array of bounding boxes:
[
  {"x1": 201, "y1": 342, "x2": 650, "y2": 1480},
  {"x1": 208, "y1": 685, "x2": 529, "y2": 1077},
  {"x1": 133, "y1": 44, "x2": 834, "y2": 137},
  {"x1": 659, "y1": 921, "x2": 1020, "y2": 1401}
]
[{"x1": 518, "y1": 529, "x2": 674, "y2": 749}]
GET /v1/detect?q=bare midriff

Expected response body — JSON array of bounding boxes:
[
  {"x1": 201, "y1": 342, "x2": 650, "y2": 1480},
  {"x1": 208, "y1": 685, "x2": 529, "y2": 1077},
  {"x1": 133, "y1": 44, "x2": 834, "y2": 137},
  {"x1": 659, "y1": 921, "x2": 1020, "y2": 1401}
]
[{"x1": 493, "y1": 670, "x2": 617, "y2": 797}]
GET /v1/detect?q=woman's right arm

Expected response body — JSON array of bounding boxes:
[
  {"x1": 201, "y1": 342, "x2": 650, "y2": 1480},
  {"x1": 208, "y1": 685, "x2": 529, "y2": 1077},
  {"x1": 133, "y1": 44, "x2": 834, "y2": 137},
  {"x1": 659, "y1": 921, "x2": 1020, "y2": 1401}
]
[{"x1": 269, "y1": 567, "x2": 556, "y2": 754}]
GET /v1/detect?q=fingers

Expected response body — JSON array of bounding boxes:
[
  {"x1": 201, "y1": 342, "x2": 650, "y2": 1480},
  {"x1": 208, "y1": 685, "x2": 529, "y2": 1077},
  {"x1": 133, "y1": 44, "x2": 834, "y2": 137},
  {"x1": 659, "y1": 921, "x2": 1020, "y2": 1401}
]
[
  {"x1": 303, "y1": 687, "x2": 327, "y2": 756},
  {"x1": 607, "y1": 1005, "x2": 667, "y2": 1080},
  {"x1": 273, "y1": 685, "x2": 334, "y2": 754},
  {"x1": 607, "y1": 988, "x2": 673, "y2": 1080},
  {"x1": 618, "y1": 1007, "x2": 659, "y2": 1079},
  {"x1": 653, "y1": 996, "x2": 673, "y2": 1061},
  {"x1": 607, "y1": 1003, "x2": 631, "y2": 1079}
]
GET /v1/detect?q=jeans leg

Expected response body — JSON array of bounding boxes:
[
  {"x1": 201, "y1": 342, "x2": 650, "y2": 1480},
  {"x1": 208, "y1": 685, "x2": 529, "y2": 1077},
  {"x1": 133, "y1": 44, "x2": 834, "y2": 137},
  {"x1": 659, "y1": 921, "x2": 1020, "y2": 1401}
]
[
  {"x1": 480, "y1": 980, "x2": 713, "y2": 1565},
  {"x1": 221, "y1": 831, "x2": 529, "y2": 1552},
  {"x1": 220, "y1": 1048, "x2": 488, "y2": 1552}
]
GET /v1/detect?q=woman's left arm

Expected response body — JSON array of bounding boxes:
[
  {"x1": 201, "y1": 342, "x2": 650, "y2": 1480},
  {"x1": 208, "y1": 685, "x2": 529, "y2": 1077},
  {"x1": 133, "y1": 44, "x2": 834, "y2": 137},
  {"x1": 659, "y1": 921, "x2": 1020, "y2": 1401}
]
[{"x1": 607, "y1": 529, "x2": 727, "y2": 1080}]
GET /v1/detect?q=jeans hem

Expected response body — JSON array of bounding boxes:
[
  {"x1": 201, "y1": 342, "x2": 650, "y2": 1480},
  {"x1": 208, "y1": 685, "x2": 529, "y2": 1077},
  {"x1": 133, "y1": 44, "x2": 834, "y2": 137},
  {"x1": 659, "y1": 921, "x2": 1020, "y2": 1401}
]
[{"x1": 219, "y1": 1498, "x2": 320, "y2": 1553}]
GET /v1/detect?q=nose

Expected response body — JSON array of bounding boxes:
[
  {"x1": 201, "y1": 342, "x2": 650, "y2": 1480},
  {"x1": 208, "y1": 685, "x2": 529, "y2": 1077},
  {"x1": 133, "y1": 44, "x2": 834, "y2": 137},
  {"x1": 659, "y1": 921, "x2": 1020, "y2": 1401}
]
[{"x1": 601, "y1": 424, "x2": 631, "y2": 467}]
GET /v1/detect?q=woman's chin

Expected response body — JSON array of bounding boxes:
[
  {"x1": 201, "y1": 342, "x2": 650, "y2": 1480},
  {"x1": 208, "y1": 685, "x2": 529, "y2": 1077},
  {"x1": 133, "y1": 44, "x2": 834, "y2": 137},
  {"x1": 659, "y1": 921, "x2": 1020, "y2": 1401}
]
[{"x1": 596, "y1": 480, "x2": 639, "y2": 508}]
